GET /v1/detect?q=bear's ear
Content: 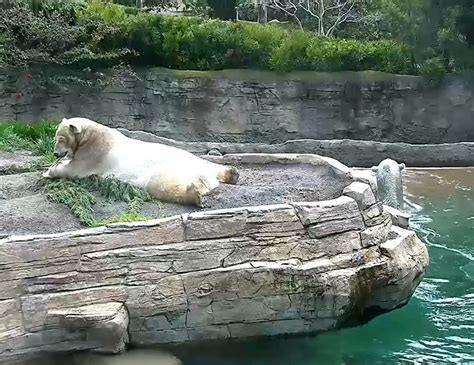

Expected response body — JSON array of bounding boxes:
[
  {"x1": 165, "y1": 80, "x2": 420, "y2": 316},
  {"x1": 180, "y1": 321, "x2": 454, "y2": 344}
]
[
  {"x1": 399, "y1": 163, "x2": 406, "y2": 171},
  {"x1": 371, "y1": 166, "x2": 378, "y2": 173},
  {"x1": 69, "y1": 121, "x2": 82, "y2": 135}
]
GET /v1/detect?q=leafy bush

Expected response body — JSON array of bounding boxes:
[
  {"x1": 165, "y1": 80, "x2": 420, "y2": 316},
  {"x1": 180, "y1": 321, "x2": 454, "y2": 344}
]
[
  {"x1": 238, "y1": 22, "x2": 287, "y2": 69},
  {"x1": 78, "y1": 4, "x2": 164, "y2": 66},
  {"x1": 0, "y1": 1, "x2": 417, "y2": 74},
  {"x1": 0, "y1": 1, "x2": 129, "y2": 69},
  {"x1": 160, "y1": 17, "x2": 250, "y2": 70},
  {"x1": 270, "y1": 31, "x2": 313, "y2": 71},
  {"x1": 270, "y1": 35, "x2": 412, "y2": 74},
  {"x1": 419, "y1": 57, "x2": 446, "y2": 81}
]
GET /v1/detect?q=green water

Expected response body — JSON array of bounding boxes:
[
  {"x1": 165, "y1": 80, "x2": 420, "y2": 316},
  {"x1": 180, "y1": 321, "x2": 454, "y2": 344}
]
[{"x1": 168, "y1": 168, "x2": 474, "y2": 365}]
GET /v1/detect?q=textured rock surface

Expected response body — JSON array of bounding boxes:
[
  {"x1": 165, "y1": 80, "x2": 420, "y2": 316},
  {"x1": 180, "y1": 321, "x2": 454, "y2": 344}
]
[
  {"x1": 384, "y1": 205, "x2": 410, "y2": 229},
  {"x1": 0, "y1": 154, "x2": 353, "y2": 236},
  {"x1": 0, "y1": 154, "x2": 429, "y2": 362},
  {"x1": 2, "y1": 68, "x2": 473, "y2": 145},
  {"x1": 0, "y1": 151, "x2": 42, "y2": 175},
  {"x1": 0, "y1": 172, "x2": 83, "y2": 236},
  {"x1": 121, "y1": 129, "x2": 474, "y2": 167}
]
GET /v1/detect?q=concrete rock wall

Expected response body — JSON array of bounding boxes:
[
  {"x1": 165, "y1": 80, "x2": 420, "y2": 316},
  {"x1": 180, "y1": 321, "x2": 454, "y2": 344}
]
[
  {"x1": 121, "y1": 129, "x2": 474, "y2": 167},
  {"x1": 1, "y1": 68, "x2": 473, "y2": 144},
  {"x1": 0, "y1": 155, "x2": 429, "y2": 362}
]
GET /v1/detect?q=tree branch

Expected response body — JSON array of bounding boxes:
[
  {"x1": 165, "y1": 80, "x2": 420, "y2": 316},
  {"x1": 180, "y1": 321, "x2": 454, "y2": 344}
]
[
  {"x1": 326, "y1": 0, "x2": 356, "y2": 36},
  {"x1": 267, "y1": 0, "x2": 358, "y2": 36},
  {"x1": 268, "y1": 0, "x2": 304, "y2": 30}
]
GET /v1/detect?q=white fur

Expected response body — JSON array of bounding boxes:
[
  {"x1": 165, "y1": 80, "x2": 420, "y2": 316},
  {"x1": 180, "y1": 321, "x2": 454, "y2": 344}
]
[
  {"x1": 103, "y1": 133, "x2": 220, "y2": 190},
  {"x1": 43, "y1": 117, "x2": 235, "y2": 205}
]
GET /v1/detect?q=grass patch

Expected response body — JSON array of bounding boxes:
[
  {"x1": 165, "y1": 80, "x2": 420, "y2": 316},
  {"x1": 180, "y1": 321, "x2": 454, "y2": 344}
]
[
  {"x1": 42, "y1": 175, "x2": 158, "y2": 227},
  {"x1": 0, "y1": 121, "x2": 57, "y2": 165},
  {"x1": 72, "y1": 175, "x2": 154, "y2": 203},
  {"x1": 1, "y1": 121, "x2": 159, "y2": 226},
  {"x1": 45, "y1": 179, "x2": 97, "y2": 227},
  {"x1": 97, "y1": 209, "x2": 153, "y2": 226}
]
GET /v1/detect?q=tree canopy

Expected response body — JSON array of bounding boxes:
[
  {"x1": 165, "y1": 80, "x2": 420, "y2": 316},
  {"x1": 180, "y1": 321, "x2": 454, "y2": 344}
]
[
  {"x1": 0, "y1": 0, "x2": 473, "y2": 76},
  {"x1": 232, "y1": 0, "x2": 474, "y2": 71}
]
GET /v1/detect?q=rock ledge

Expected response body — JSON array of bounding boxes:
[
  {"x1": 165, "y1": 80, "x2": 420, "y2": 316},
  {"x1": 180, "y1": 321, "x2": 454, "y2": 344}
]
[{"x1": 0, "y1": 153, "x2": 429, "y2": 362}]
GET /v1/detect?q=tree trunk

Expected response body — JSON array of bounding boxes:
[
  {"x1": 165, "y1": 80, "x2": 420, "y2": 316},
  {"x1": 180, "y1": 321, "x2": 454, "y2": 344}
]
[{"x1": 258, "y1": 0, "x2": 268, "y2": 24}]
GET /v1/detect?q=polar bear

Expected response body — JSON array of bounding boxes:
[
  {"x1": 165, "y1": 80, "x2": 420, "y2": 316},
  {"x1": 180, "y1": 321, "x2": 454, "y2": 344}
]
[
  {"x1": 42, "y1": 117, "x2": 239, "y2": 206},
  {"x1": 371, "y1": 158, "x2": 405, "y2": 210}
]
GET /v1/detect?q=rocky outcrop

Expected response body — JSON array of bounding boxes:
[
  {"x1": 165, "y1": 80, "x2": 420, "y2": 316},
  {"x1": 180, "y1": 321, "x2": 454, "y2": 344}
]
[
  {"x1": 2, "y1": 68, "x2": 474, "y2": 145},
  {"x1": 0, "y1": 154, "x2": 429, "y2": 363}
]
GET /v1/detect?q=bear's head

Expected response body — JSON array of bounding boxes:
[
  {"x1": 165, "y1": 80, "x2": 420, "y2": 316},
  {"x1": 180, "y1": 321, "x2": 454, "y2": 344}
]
[{"x1": 53, "y1": 118, "x2": 83, "y2": 159}]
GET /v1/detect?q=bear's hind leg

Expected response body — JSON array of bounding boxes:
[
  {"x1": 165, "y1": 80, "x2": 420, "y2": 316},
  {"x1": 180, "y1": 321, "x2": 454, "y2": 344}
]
[
  {"x1": 216, "y1": 165, "x2": 239, "y2": 185},
  {"x1": 187, "y1": 175, "x2": 217, "y2": 207}
]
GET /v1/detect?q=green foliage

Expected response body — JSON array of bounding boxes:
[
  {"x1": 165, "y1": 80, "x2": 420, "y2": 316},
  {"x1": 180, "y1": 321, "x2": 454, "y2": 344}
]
[
  {"x1": 72, "y1": 175, "x2": 154, "y2": 203},
  {"x1": 0, "y1": 122, "x2": 56, "y2": 159},
  {"x1": 80, "y1": 0, "x2": 128, "y2": 23},
  {"x1": 31, "y1": 135, "x2": 56, "y2": 163},
  {"x1": 161, "y1": 17, "x2": 251, "y2": 70},
  {"x1": 0, "y1": 32, "x2": 10, "y2": 64},
  {"x1": 238, "y1": 22, "x2": 287, "y2": 69},
  {"x1": 160, "y1": 17, "x2": 413, "y2": 72},
  {"x1": 270, "y1": 35, "x2": 412, "y2": 74},
  {"x1": 43, "y1": 175, "x2": 157, "y2": 227},
  {"x1": 0, "y1": 126, "x2": 30, "y2": 151},
  {"x1": 45, "y1": 179, "x2": 97, "y2": 226},
  {"x1": 3, "y1": 0, "x2": 472, "y2": 74},
  {"x1": 77, "y1": 1, "x2": 164, "y2": 66},
  {"x1": 97, "y1": 211, "x2": 153, "y2": 225},
  {"x1": 419, "y1": 57, "x2": 447, "y2": 81},
  {"x1": 368, "y1": 0, "x2": 473, "y2": 72},
  {"x1": 183, "y1": 0, "x2": 211, "y2": 17},
  {"x1": 270, "y1": 31, "x2": 313, "y2": 71},
  {"x1": 0, "y1": 1, "x2": 417, "y2": 74},
  {"x1": 0, "y1": 0, "x2": 134, "y2": 69},
  {"x1": 96, "y1": 195, "x2": 152, "y2": 225}
]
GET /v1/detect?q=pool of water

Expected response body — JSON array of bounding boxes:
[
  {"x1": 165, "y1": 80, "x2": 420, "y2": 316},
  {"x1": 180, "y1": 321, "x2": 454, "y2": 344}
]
[{"x1": 19, "y1": 168, "x2": 474, "y2": 365}]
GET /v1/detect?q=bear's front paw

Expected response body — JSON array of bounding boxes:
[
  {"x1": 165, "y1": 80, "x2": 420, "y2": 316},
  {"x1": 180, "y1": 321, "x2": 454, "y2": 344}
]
[{"x1": 42, "y1": 169, "x2": 53, "y2": 178}]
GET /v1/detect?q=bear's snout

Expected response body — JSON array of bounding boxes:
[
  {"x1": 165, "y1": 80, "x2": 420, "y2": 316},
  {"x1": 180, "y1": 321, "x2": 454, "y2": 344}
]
[{"x1": 54, "y1": 151, "x2": 67, "y2": 158}]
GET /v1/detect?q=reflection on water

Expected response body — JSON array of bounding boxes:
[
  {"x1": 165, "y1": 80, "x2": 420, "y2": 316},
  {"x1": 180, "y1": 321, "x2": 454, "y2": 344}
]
[
  {"x1": 73, "y1": 350, "x2": 183, "y2": 365},
  {"x1": 19, "y1": 349, "x2": 182, "y2": 365},
  {"x1": 22, "y1": 168, "x2": 474, "y2": 365}
]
